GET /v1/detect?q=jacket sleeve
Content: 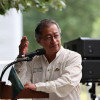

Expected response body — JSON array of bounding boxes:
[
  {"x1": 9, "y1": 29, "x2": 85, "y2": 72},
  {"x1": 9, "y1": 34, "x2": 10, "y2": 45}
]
[
  {"x1": 14, "y1": 58, "x2": 32, "y2": 84},
  {"x1": 35, "y1": 53, "x2": 82, "y2": 97}
]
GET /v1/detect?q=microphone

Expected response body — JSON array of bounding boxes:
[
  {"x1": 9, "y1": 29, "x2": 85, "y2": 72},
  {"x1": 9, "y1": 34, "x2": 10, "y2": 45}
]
[
  {"x1": 0, "y1": 48, "x2": 46, "y2": 81},
  {"x1": 18, "y1": 48, "x2": 46, "y2": 58}
]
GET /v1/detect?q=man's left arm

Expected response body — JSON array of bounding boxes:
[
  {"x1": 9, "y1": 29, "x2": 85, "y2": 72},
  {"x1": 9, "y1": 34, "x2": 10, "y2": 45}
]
[{"x1": 30, "y1": 53, "x2": 82, "y2": 97}]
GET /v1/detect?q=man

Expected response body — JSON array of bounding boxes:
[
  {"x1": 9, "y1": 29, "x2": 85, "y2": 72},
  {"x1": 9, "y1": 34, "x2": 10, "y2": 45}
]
[{"x1": 15, "y1": 19, "x2": 82, "y2": 100}]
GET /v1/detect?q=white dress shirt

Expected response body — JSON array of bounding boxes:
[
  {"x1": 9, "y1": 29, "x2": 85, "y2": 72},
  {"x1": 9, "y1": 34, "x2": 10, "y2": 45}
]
[{"x1": 15, "y1": 46, "x2": 82, "y2": 100}]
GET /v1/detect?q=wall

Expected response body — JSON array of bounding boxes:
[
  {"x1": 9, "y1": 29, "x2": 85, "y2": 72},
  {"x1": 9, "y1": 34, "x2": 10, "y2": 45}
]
[{"x1": 0, "y1": 8, "x2": 22, "y2": 83}]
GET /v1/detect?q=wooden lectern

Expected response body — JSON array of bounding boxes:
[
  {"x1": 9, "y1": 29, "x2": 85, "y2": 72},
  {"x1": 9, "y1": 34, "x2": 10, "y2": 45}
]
[{"x1": 0, "y1": 82, "x2": 49, "y2": 99}]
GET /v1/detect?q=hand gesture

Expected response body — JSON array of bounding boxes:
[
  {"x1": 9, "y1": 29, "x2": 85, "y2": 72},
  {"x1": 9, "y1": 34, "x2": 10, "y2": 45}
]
[{"x1": 19, "y1": 36, "x2": 29, "y2": 55}]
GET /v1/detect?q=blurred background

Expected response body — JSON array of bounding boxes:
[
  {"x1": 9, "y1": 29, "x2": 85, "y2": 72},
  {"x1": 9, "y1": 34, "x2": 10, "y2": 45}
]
[
  {"x1": 0, "y1": 0, "x2": 100, "y2": 100},
  {"x1": 22, "y1": 0, "x2": 100, "y2": 52}
]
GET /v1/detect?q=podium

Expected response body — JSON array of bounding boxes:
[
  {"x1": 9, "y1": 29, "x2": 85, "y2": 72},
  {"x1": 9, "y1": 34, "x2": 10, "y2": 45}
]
[{"x1": 0, "y1": 82, "x2": 49, "y2": 99}]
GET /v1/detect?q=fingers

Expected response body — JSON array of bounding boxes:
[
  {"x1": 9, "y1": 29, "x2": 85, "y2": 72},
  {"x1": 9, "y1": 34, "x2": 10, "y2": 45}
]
[
  {"x1": 21, "y1": 36, "x2": 28, "y2": 45},
  {"x1": 19, "y1": 36, "x2": 29, "y2": 55},
  {"x1": 24, "y1": 83, "x2": 29, "y2": 88},
  {"x1": 24, "y1": 83, "x2": 36, "y2": 91}
]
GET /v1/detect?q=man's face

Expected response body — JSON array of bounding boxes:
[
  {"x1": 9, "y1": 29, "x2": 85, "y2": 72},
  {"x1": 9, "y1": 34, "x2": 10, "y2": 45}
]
[{"x1": 38, "y1": 24, "x2": 61, "y2": 54}]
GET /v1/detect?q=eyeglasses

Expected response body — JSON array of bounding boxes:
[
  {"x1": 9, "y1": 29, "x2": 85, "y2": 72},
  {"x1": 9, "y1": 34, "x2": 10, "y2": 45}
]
[{"x1": 41, "y1": 34, "x2": 61, "y2": 42}]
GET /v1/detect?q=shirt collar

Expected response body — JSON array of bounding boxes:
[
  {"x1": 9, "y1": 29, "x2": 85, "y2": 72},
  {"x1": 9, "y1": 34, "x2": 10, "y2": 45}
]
[{"x1": 56, "y1": 46, "x2": 64, "y2": 58}]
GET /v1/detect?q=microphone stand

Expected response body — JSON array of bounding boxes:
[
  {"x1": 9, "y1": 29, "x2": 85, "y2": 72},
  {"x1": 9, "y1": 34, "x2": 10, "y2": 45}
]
[{"x1": 0, "y1": 57, "x2": 32, "y2": 81}]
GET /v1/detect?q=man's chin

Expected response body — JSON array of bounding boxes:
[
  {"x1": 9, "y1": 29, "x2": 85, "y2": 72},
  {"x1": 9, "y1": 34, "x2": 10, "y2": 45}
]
[{"x1": 50, "y1": 47, "x2": 59, "y2": 52}]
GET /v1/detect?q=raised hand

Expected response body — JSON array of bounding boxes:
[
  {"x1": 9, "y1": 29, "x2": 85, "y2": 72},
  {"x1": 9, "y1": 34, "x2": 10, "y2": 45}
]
[{"x1": 19, "y1": 36, "x2": 29, "y2": 56}]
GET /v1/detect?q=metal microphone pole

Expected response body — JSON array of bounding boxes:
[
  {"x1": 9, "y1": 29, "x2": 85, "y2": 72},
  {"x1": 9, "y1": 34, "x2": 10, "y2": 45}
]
[{"x1": 0, "y1": 57, "x2": 32, "y2": 81}]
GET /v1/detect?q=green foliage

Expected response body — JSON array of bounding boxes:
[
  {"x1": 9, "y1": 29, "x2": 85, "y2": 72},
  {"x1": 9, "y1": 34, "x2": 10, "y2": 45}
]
[
  {"x1": 23, "y1": 0, "x2": 100, "y2": 52},
  {"x1": 91, "y1": 18, "x2": 100, "y2": 38},
  {"x1": 0, "y1": 0, "x2": 66, "y2": 15}
]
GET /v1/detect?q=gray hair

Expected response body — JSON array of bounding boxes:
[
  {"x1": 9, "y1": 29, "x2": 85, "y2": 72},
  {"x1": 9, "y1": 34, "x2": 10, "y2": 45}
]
[{"x1": 35, "y1": 19, "x2": 61, "y2": 38}]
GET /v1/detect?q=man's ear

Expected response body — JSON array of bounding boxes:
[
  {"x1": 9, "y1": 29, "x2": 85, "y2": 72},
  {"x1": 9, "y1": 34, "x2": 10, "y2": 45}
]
[{"x1": 36, "y1": 37, "x2": 41, "y2": 44}]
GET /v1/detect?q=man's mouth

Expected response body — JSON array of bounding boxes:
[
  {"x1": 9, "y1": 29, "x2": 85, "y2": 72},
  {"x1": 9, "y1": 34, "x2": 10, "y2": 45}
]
[{"x1": 51, "y1": 44, "x2": 58, "y2": 48}]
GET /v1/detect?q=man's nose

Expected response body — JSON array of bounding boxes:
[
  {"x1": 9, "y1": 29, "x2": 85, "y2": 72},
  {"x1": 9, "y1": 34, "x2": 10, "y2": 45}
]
[{"x1": 51, "y1": 36, "x2": 56, "y2": 42}]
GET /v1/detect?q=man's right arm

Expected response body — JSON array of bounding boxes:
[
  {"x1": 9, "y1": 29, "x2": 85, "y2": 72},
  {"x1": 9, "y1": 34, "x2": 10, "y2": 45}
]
[{"x1": 14, "y1": 36, "x2": 30, "y2": 84}]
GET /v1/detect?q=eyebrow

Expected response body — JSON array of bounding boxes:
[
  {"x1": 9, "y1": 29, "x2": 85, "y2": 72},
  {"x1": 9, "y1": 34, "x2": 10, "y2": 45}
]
[{"x1": 47, "y1": 32, "x2": 59, "y2": 35}]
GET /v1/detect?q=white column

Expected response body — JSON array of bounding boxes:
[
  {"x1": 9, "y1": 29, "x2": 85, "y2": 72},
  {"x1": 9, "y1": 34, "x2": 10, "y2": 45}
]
[{"x1": 0, "y1": 8, "x2": 23, "y2": 82}]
